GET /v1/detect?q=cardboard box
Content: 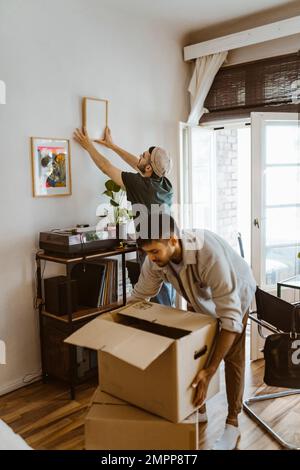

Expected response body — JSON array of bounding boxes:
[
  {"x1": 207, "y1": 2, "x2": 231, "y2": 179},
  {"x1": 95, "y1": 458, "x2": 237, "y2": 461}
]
[
  {"x1": 85, "y1": 388, "x2": 198, "y2": 450},
  {"x1": 66, "y1": 301, "x2": 219, "y2": 422}
]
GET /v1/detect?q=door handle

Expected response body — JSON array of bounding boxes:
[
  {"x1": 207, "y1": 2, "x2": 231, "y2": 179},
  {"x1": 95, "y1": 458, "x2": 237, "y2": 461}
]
[{"x1": 253, "y1": 218, "x2": 260, "y2": 228}]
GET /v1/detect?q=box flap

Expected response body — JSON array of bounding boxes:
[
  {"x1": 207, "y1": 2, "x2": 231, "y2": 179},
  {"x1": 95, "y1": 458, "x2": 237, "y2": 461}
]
[
  {"x1": 65, "y1": 314, "x2": 173, "y2": 370},
  {"x1": 119, "y1": 301, "x2": 215, "y2": 331},
  {"x1": 65, "y1": 315, "x2": 134, "y2": 350}
]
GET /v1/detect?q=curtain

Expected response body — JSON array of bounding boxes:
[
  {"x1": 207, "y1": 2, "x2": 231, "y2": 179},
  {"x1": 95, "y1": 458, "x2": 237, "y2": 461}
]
[{"x1": 187, "y1": 51, "x2": 228, "y2": 125}]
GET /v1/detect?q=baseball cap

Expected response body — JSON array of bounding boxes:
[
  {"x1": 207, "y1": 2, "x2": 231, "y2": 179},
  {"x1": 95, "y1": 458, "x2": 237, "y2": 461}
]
[{"x1": 150, "y1": 147, "x2": 172, "y2": 178}]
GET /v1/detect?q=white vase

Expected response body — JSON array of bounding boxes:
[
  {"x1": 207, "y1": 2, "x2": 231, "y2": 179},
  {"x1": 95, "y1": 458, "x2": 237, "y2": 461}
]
[{"x1": 117, "y1": 222, "x2": 127, "y2": 240}]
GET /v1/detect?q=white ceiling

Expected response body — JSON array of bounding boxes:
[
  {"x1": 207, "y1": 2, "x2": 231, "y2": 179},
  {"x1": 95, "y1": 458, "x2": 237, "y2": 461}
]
[{"x1": 103, "y1": 0, "x2": 296, "y2": 37}]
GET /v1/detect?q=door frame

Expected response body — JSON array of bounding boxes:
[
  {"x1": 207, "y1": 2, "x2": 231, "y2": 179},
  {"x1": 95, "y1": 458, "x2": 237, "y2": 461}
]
[
  {"x1": 250, "y1": 112, "x2": 300, "y2": 359},
  {"x1": 251, "y1": 112, "x2": 300, "y2": 289}
]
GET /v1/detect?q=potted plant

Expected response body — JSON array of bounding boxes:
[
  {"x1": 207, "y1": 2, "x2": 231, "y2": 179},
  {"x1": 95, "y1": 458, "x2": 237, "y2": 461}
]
[{"x1": 102, "y1": 179, "x2": 133, "y2": 240}]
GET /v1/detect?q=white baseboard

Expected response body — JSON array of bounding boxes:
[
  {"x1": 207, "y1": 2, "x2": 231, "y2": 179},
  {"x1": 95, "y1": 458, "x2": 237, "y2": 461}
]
[{"x1": 0, "y1": 375, "x2": 41, "y2": 397}]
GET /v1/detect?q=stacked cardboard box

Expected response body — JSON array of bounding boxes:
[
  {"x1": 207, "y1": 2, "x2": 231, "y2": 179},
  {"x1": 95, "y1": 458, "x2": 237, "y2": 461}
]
[
  {"x1": 85, "y1": 389, "x2": 199, "y2": 450},
  {"x1": 66, "y1": 301, "x2": 219, "y2": 449}
]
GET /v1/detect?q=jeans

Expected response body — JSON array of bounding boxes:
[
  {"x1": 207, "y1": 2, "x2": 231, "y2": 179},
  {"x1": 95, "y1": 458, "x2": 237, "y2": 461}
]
[
  {"x1": 137, "y1": 251, "x2": 175, "y2": 306},
  {"x1": 224, "y1": 312, "x2": 248, "y2": 419}
]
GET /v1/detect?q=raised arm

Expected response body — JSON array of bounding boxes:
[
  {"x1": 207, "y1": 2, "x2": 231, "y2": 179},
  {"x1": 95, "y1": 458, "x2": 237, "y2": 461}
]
[
  {"x1": 94, "y1": 127, "x2": 139, "y2": 171},
  {"x1": 74, "y1": 128, "x2": 125, "y2": 189}
]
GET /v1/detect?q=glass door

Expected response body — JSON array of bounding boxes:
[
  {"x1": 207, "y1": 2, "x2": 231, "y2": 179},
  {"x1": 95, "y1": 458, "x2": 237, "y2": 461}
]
[
  {"x1": 251, "y1": 112, "x2": 300, "y2": 359},
  {"x1": 251, "y1": 112, "x2": 300, "y2": 293},
  {"x1": 179, "y1": 123, "x2": 215, "y2": 231}
]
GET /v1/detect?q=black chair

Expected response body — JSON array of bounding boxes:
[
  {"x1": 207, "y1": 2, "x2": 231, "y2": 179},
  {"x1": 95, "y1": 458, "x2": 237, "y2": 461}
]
[{"x1": 243, "y1": 288, "x2": 300, "y2": 450}]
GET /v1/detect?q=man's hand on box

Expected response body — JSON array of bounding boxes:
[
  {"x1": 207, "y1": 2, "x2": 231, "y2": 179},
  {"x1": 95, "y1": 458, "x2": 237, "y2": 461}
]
[{"x1": 191, "y1": 368, "x2": 214, "y2": 407}]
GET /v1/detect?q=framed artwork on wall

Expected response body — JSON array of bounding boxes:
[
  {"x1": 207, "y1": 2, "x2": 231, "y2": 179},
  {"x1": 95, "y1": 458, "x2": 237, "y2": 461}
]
[
  {"x1": 82, "y1": 97, "x2": 108, "y2": 140},
  {"x1": 31, "y1": 137, "x2": 72, "y2": 197}
]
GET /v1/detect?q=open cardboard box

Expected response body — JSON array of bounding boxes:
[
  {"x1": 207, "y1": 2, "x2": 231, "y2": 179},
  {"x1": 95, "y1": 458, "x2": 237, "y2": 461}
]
[
  {"x1": 66, "y1": 301, "x2": 219, "y2": 422},
  {"x1": 85, "y1": 388, "x2": 198, "y2": 450}
]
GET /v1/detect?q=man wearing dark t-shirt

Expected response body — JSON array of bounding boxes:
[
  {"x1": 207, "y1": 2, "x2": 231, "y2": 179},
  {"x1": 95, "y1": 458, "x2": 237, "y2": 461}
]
[{"x1": 73, "y1": 126, "x2": 175, "y2": 305}]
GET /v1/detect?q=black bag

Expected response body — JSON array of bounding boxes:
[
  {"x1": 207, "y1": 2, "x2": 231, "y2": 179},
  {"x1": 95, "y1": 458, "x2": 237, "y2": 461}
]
[{"x1": 263, "y1": 306, "x2": 300, "y2": 389}]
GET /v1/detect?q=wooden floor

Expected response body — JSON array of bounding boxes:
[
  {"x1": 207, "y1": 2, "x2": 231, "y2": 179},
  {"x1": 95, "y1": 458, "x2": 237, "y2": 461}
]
[{"x1": 1, "y1": 356, "x2": 300, "y2": 450}]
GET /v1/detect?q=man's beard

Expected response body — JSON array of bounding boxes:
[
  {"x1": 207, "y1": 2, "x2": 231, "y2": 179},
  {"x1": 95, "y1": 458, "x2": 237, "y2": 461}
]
[
  {"x1": 137, "y1": 161, "x2": 147, "y2": 174},
  {"x1": 154, "y1": 259, "x2": 168, "y2": 267}
]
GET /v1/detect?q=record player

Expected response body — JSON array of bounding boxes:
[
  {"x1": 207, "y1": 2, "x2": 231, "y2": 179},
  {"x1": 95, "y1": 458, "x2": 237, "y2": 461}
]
[{"x1": 39, "y1": 226, "x2": 120, "y2": 255}]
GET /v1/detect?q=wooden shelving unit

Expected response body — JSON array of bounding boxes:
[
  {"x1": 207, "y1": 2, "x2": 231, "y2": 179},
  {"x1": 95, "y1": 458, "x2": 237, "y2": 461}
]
[
  {"x1": 36, "y1": 245, "x2": 137, "y2": 399},
  {"x1": 41, "y1": 301, "x2": 123, "y2": 323}
]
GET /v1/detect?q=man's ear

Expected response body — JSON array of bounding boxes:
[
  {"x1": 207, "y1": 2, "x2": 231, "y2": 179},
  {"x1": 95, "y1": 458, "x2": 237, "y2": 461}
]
[{"x1": 169, "y1": 235, "x2": 177, "y2": 247}]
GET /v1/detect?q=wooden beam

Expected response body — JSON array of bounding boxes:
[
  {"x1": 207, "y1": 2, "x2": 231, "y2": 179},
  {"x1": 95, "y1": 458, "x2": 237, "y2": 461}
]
[{"x1": 184, "y1": 15, "x2": 300, "y2": 61}]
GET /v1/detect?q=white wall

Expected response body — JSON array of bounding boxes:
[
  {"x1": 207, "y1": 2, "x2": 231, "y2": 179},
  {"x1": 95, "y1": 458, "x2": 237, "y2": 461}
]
[
  {"x1": 184, "y1": 0, "x2": 300, "y2": 45},
  {"x1": 0, "y1": 0, "x2": 189, "y2": 393}
]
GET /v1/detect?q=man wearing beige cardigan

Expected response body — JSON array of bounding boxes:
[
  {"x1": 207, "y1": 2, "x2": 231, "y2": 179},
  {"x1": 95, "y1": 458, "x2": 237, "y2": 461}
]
[{"x1": 130, "y1": 213, "x2": 256, "y2": 450}]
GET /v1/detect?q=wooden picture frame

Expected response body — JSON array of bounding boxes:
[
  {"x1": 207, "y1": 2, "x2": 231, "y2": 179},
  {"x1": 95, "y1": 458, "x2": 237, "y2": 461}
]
[
  {"x1": 31, "y1": 137, "x2": 72, "y2": 197},
  {"x1": 82, "y1": 97, "x2": 108, "y2": 141}
]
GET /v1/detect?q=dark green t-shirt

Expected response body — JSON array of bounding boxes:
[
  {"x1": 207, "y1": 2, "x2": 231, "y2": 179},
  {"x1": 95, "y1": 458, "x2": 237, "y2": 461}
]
[{"x1": 121, "y1": 172, "x2": 173, "y2": 212}]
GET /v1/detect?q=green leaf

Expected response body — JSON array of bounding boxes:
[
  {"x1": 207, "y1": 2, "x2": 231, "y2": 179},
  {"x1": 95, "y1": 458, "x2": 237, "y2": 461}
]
[
  {"x1": 112, "y1": 184, "x2": 121, "y2": 193},
  {"x1": 105, "y1": 179, "x2": 121, "y2": 192},
  {"x1": 102, "y1": 190, "x2": 113, "y2": 198},
  {"x1": 105, "y1": 180, "x2": 114, "y2": 191},
  {"x1": 110, "y1": 200, "x2": 119, "y2": 207}
]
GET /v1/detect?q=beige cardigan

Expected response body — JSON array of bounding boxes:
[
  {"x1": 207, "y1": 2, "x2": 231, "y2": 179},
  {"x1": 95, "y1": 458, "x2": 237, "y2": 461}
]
[{"x1": 132, "y1": 230, "x2": 256, "y2": 333}]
